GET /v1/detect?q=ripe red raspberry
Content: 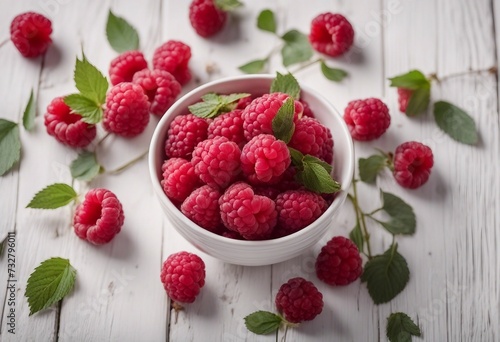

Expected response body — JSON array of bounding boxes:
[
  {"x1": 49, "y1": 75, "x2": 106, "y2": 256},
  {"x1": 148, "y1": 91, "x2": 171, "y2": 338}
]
[
  {"x1": 103, "y1": 82, "x2": 150, "y2": 137},
  {"x1": 221, "y1": 230, "x2": 244, "y2": 240},
  {"x1": 219, "y1": 182, "x2": 277, "y2": 240},
  {"x1": 181, "y1": 185, "x2": 221, "y2": 232},
  {"x1": 343, "y1": 98, "x2": 391, "y2": 141},
  {"x1": 189, "y1": 0, "x2": 227, "y2": 37},
  {"x1": 309, "y1": 13, "x2": 354, "y2": 57},
  {"x1": 160, "y1": 251, "x2": 205, "y2": 303},
  {"x1": 44, "y1": 97, "x2": 96, "y2": 148},
  {"x1": 289, "y1": 117, "x2": 333, "y2": 162},
  {"x1": 320, "y1": 129, "x2": 334, "y2": 165},
  {"x1": 393, "y1": 141, "x2": 433, "y2": 189},
  {"x1": 275, "y1": 277, "x2": 323, "y2": 323},
  {"x1": 236, "y1": 95, "x2": 253, "y2": 109},
  {"x1": 109, "y1": 51, "x2": 148, "y2": 86},
  {"x1": 192, "y1": 136, "x2": 241, "y2": 188},
  {"x1": 240, "y1": 134, "x2": 291, "y2": 184},
  {"x1": 164, "y1": 114, "x2": 209, "y2": 159},
  {"x1": 10, "y1": 12, "x2": 52, "y2": 58},
  {"x1": 301, "y1": 99, "x2": 315, "y2": 118},
  {"x1": 73, "y1": 188, "x2": 124, "y2": 245},
  {"x1": 153, "y1": 40, "x2": 192, "y2": 85},
  {"x1": 253, "y1": 186, "x2": 280, "y2": 200},
  {"x1": 161, "y1": 158, "x2": 201, "y2": 203},
  {"x1": 207, "y1": 110, "x2": 245, "y2": 147},
  {"x1": 132, "y1": 69, "x2": 181, "y2": 116},
  {"x1": 315, "y1": 236, "x2": 363, "y2": 286},
  {"x1": 397, "y1": 88, "x2": 413, "y2": 113}
]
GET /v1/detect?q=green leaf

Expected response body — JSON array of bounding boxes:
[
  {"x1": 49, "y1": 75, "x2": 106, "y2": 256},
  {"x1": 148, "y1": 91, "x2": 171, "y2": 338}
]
[
  {"x1": 272, "y1": 98, "x2": 295, "y2": 143},
  {"x1": 270, "y1": 72, "x2": 301, "y2": 100},
  {"x1": 188, "y1": 92, "x2": 250, "y2": 119},
  {"x1": 26, "y1": 183, "x2": 78, "y2": 209},
  {"x1": 320, "y1": 61, "x2": 348, "y2": 82},
  {"x1": 64, "y1": 94, "x2": 103, "y2": 124},
  {"x1": 106, "y1": 10, "x2": 140, "y2": 53},
  {"x1": 388, "y1": 70, "x2": 430, "y2": 90},
  {"x1": 25, "y1": 257, "x2": 76, "y2": 315},
  {"x1": 23, "y1": 89, "x2": 36, "y2": 131},
  {"x1": 257, "y1": 9, "x2": 276, "y2": 33},
  {"x1": 244, "y1": 311, "x2": 283, "y2": 335},
  {"x1": 298, "y1": 156, "x2": 340, "y2": 194},
  {"x1": 281, "y1": 30, "x2": 313, "y2": 67},
  {"x1": 405, "y1": 87, "x2": 430, "y2": 117},
  {"x1": 349, "y1": 223, "x2": 364, "y2": 252},
  {"x1": 0, "y1": 119, "x2": 21, "y2": 176},
  {"x1": 70, "y1": 151, "x2": 101, "y2": 181},
  {"x1": 361, "y1": 244, "x2": 410, "y2": 304},
  {"x1": 288, "y1": 147, "x2": 304, "y2": 166},
  {"x1": 215, "y1": 0, "x2": 243, "y2": 11},
  {"x1": 359, "y1": 155, "x2": 387, "y2": 184},
  {"x1": 238, "y1": 59, "x2": 267, "y2": 74},
  {"x1": 378, "y1": 191, "x2": 416, "y2": 235},
  {"x1": 433, "y1": 101, "x2": 478, "y2": 145},
  {"x1": 387, "y1": 312, "x2": 422, "y2": 342},
  {"x1": 74, "y1": 57, "x2": 109, "y2": 105},
  {"x1": 303, "y1": 154, "x2": 332, "y2": 174}
]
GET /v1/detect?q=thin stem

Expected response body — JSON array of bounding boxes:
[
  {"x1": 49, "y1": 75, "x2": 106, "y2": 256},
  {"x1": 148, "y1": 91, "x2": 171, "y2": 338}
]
[
  {"x1": 281, "y1": 324, "x2": 289, "y2": 342},
  {"x1": 106, "y1": 150, "x2": 149, "y2": 175},
  {"x1": 95, "y1": 132, "x2": 111, "y2": 150},
  {"x1": 429, "y1": 66, "x2": 497, "y2": 82},
  {"x1": 289, "y1": 58, "x2": 322, "y2": 74},
  {"x1": 349, "y1": 180, "x2": 373, "y2": 259},
  {"x1": 368, "y1": 208, "x2": 382, "y2": 216}
]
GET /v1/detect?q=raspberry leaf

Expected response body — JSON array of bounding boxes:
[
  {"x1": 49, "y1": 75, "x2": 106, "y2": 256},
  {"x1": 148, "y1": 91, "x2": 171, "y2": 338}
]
[
  {"x1": 26, "y1": 183, "x2": 78, "y2": 209},
  {"x1": 272, "y1": 98, "x2": 295, "y2": 143},
  {"x1": 25, "y1": 257, "x2": 77, "y2": 316},
  {"x1": 22, "y1": 89, "x2": 36, "y2": 131},
  {"x1": 106, "y1": 10, "x2": 140, "y2": 53},
  {"x1": 375, "y1": 191, "x2": 416, "y2": 235},
  {"x1": 189, "y1": 92, "x2": 250, "y2": 118},
  {"x1": 320, "y1": 61, "x2": 348, "y2": 82},
  {"x1": 281, "y1": 30, "x2": 314, "y2": 67},
  {"x1": 361, "y1": 244, "x2": 410, "y2": 304},
  {"x1": 386, "y1": 312, "x2": 422, "y2": 342},
  {"x1": 297, "y1": 156, "x2": 340, "y2": 193},
  {"x1": 288, "y1": 147, "x2": 304, "y2": 166},
  {"x1": 433, "y1": 101, "x2": 478, "y2": 145},
  {"x1": 74, "y1": 57, "x2": 108, "y2": 105},
  {"x1": 70, "y1": 151, "x2": 102, "y2": 181},
  {"x1": 257, "y1": 9, "x2": 276, "y2": 33},
  {"x1": 349, "y1": 223, "x2": 364, "y2": 252},
  {"x1": 405, "y1": 87, "x2": 430, "y2": 117},
  {"x1": 64, "y1": 94, "x2": 103, "y2": 124},
  {"x1": 244, "y1": 311, "x2": 282, "y2": 335},
  {"x1": 303, "y1": 154, "x2": 332, "y2": 174},
  {"x1": 388, "y1": 70, "x2": 430, "y2": 90},
  {"x1": 239, "y1": 59, "x2": 267, "y2": 74},
  {"x1": 0, "y1": 119, "x2": 21, "y2": 176},
  {"x1": 359, "y1": 155, "x2": 387, "y2": 184},
  {"x1": 215, "y1": 0, "x2": 243, "y2": 11},
  {"x1": 270, "y1": 72, "x2": 300, "y2": 100}
]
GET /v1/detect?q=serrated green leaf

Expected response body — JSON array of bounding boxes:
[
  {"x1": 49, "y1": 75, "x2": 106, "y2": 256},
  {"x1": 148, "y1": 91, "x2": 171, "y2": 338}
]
[
  {"x1": 270, "y1": 72, "x2": 301, "y2": 100},
  {"x1": 64, "y1": 94, "x2": 102, "y2": 124},
  {"x1": 281, "y1": 30, "x2": 313, "y2": 67},
  {"x1": 433, "y1": 101, "x2": 478, "y2": 145},
  {"x1": 387, "y1": 312, "x2": 422, "y2": 342},
  {"x1": 189, "y1": 92, "x2": 249, "y2": 118},
  {"x1": 361, "y1": 244, "x2": 409, "y2": 304},
  {"x1": 406, "y1": 87, "x2": 430, "y2": 117},
  {"x1": 74, "y1": 57, "x2": 108, "y2": 105},
  {"x1": 257, "y1": 9, "x2": 276, "y2": 33},
  {"x1": 303, "y1": 154, "x2": 332, "y2": 174},
  {"x1": 222, "y1": 93, "x2": 250, "y2": 104},
  {"x1": 272, "y1": 98, "x2": 295, "y2": 143},
  {"x1": 26, "y1": 183, "x2": 78, "y2": 209},
  {"x1": 320, "y1": 61, "x2": 348, "y2": 82},
  {"x1": 70, "y1": 151, "x2": 101, "y2": 181},
  {"x1": 349, "y1": 223, "x2": 364, "y2": 252},
  {"x1": 288, "y1": 147, "x2": 304, "y2": 167},
  {"x1": 215, "y1": 0, "x2": 243, "y2": 11},
  {"x1": 244, "y1": 311, "x2": 282, "y2": 335},
  {"x1": 359, "y1": 155, "x2": 387, "y2": 184},
  {"x1": 377, "y1": 191, "x2": 416, "y2": 235},
  {"x1": 106, "y1": 10, "x2": 140, "y2": 53},
  {"x1": 23, "y1": 89, "x2": 36, "y2": 131},
  {"x1": 25, "y1": 257, "x2": 76, "y2": 315},
  {"x1": 239, "y1": 59, "x2": 267, "y2": 74},
  {"x1": 299, "y1": 159, "x2": 340, "y2": 193},
  {"x1": 388, "y1": 70, "x2": 430, "y2": 90},
  {"x1": 0, "y1": 119, "x2": 21, "y2": 176}
]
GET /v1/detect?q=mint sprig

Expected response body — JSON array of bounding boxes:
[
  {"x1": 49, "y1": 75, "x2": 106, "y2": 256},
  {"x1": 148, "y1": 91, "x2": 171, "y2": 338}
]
[
  {"x1": 270, "y1": 72, "x2": 300, "y2": 99},
  {"x1": 290, "y1": 148, "x2": 340, "y2": 194},
  {"x1": 244, "y1": 311, "x2": 283, "y2": 335},
  {"x1": 26, "y1": 183, "x2": 78, "y2": 209},
  {"x1": 64, "y1": 94, "x2": 103, "y2": 124},
  {"x1": 22, "y1": 89, "x2": 36, "y2": 131},
  {"x1": 387, "y1": 312, "x2": 422, "y2": 342},
  {"x1": 389, "y1": 70, "x2": 431, "y2": 117},
  {"x1": 106, "y1": 10, "x2": 140, "y2": 53},
  {"x1": 272, "y1": 98, "x2": 295, "y2": 143},
  {"x1": 0, "y1": 119, "x2": 21, "y2": 176},
  {"x1": 188, "y1": 92, "x2": 250, "y2": 118}
]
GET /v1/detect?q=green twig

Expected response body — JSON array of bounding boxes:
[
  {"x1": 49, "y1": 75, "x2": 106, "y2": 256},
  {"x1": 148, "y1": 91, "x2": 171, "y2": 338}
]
[
  {"x1": 348, "y1": 180, "x2": 373, "y2": 259},
  {"x1": 289, "y1": 57, "x2": 322, "y2": 74},
  {"x1": 106, "y1": 150, "x2": 149, "y2": 175}
]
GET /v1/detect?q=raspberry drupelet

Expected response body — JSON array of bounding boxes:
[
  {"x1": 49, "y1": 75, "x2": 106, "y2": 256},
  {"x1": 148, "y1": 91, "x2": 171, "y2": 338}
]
[
  {"x1": 393, "y1": 141, "x2": 434, "y2": 189},
  {"x1": 10, "y1": 12, "x2": 52, "y2": 58},
  {"x1": 109, "y1": 50, "x2": 148, "y2": 86},
  {"x1": 309, "y1": 13, "x2": 354, "y2": 57},
  {"x1": 133, "y1": 69, "x2": 181, "y2": 116},
  {"x1": 153, "y1": 40, "x2": 192, "y2": 85},
  {"x1": 275, "y1": 277, "x2": 324, "y2": 323},
  {"x1": 343, "y1": 98, "x2": 391, "y2": 141}
]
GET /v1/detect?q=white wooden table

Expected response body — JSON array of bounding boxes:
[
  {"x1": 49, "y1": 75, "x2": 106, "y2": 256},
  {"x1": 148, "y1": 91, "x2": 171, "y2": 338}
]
[{"x1": 1, "y1": 0, "x2": 499, "y2": 341}]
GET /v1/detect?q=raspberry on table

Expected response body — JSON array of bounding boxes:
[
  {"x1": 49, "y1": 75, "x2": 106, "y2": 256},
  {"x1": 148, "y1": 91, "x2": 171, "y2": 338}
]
[
  {"x1": 397, "y1": 88, "x2": 413, "y2": 113},
  {"x1": 73, "y1": 188, "x2": 124, "y2": 245},
  {"x1": 160, "y1": 251, "x2": 206, "y2": 303},
  {"x1": 133, "y1": 69, "x2": 181, "y2": 116},
  {"x1": 309, "y1": 13, "x2": 354, "y2": 57},
  {"x1": 192, "y1": 136, "x2": 241, "y2": 188},
  {"x1": 207, "y1": 109, "x2": 246, "y2": 147},
  {"x1": 164, "y1": 114, "x2": 209, "y2": 159},
  {"x1": 343, "y1": 98, "x2": 391, "y2": 141},
  {"x1": 315, "y1": 236, "x2": 363, "y2": 286},
  {"x1": 240, "y1": 134, "x2": 291, "y2": 184},
  {"x1": 275, "y1": 277, "x2": 323, "y2": 323},
  {"x1": 153, "y1": 40, "x2": 192, "y2": 85},
  {"x1": 10, "y1": 12, "x2": 52, "y2": 58},
  {"x1": 189, "y1": 0, "x2": 227, "y2": 37},
  {"x1": 219, "y1": 182, "x2": 277, "y2": 240},
  {"x1": 44, "y1": 97, "x2": 96, "y2": 148},
  {"x1": 393, "y1": 141, "x2": 434, "y2": 189},
  {"x1": 161, "y1": 158, "x2": 201, "y2": 203},
  {"x1": 103, "y1": 82, "x2": 150, "y2": 137},
  {"x1": 181, "y1": 185, "x2": 221, "y2": 232},
  {"x1": 109, "y1": 50, "x2": 148, "y2": 86},
  {"x1": 289, "y1": 117, "x2": 333, "y2": 163}
]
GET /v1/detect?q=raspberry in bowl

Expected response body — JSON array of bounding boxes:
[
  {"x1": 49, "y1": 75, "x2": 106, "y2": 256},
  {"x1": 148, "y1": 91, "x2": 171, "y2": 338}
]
[{"x1": 149, "y1": 75, "x2": 354, "y2": 266}]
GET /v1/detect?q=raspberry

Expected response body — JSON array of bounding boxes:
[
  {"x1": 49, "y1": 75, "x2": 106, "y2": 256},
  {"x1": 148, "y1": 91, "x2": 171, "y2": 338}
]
[
  {"x1": 153, "y1": 40, "x2": 192, "y2": 85},
  {"x1": 207, "y1": 110, "x2": 245, "y2": 147},
  {"x1": 393, "y1": 141, "x2": 433, "y2": 189},
  {"x1": 181, "y1": 185, "x2": 221, "y2": 232},
  {"x1": 275, "y1": 190, "x2": 327, "y2": 236},
  {"x1": 133, "y1": 69, "x2": 181, "y2": 116},
  {"x1": 309, "y1": 13, "x2": 354, "y2": 57},
  {"x1": 289, "y1": 117, "x2": 333, "y2": 162},
  {"x1": 109, "y1": 51, "x2": 148, "y2": 86},
  {"x1": 275, "y1": 277, "x2": 323, "y2": 323},
  {"x1": 240, "y1": 134, "x2": 291, "y2": 184},
  {"x1": 164, "y1": 114, "x2": 209, "y2": 159},
  {"x1": 343, "y1": 98, "x2": 391, "y2": 141},
  {"x1": 10, "y1": 12, "x2": 52, "y2": 58},
  {"x1": 44, "y1": 97, "x2": 96, "y2": 148},
  {"x1": 315, "y1": 236, "x2": 363, "y2": 286},
  {"x1": 236, "y1": 95, "x2": 253, "y2": 109},
  {"x1": 192, "y1": 136, "x2": 241, "y2": 188},
  {"x1": 397, "y1": 88, "x2": 413, "y2": 113},
  {"x1": 73, "y1": 188, "x2": 124, "y2": 245},
  {"x1": 219, "y1": 182, "x2": 277, "y2": 240},
  {"x1": 253, "y1": 186, "x2": 280, "y2": 200},
  {"x1": 301, "y1": 99, "x2": 315, "y2": 118},
  {"x1": 161, "y1": 158, "x2": 201, "y2": 203},
  {"x1": 189, "y1": 0, "x2": 227, "y2": 37},
  {"x1": 320, "y1": 129, "x2": 334, "y2": 164},
  {"x1": 221, "y1": 230, "x2": 244, "y2": 240},
  {"x1": 103, "y1": 82, "x2": 150, "y2": 137},
  {"x1": 160, "y1": 251, "x2": 205, "y2": 303}
]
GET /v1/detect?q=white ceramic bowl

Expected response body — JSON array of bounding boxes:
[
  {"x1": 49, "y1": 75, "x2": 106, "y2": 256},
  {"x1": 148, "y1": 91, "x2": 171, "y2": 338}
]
[{"x1": 149, "y1": 75, "x2": 354, "y2": 266}]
